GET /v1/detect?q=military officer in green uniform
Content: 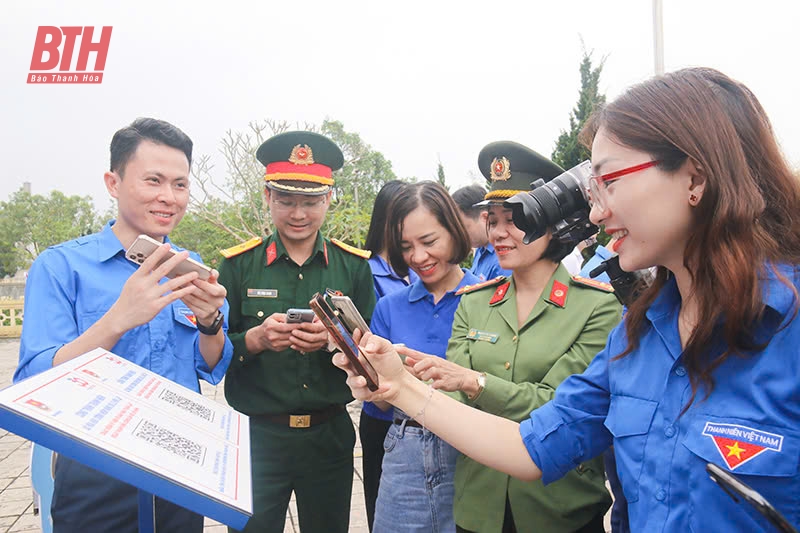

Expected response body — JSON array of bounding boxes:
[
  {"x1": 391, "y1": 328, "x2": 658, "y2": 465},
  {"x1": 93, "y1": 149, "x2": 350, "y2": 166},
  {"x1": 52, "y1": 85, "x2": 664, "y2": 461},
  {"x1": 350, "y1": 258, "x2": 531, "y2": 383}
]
[
  {"x1": 218, "y1": 131, "x2": 376, "y2": 533},
  {"x1": 403, "y1": 142, "x2": 621, "y2": 532}
]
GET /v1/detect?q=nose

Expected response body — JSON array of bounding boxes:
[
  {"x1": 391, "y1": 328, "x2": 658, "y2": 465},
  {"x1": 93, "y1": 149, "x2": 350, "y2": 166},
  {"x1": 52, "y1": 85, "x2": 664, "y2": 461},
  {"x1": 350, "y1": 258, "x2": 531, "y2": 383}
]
[
  {"x1": 158, "y1": 183, "x2": 176, "y2": 205},
  {"x1": 589, "y1": 202, "x2": 609, "y2": 226},
  {"x1": 409, "y1": 246, "x2": 429, "y2": 266}
]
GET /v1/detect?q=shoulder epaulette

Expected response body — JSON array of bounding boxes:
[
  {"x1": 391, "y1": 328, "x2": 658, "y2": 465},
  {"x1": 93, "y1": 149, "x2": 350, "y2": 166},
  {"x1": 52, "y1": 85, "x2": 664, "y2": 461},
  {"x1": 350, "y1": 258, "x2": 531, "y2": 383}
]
[
  {"x1": 330, "y1": 238, "x2": 371, "y2": 259},
  {"x1": 219, "y1": 236, "x2": 263, "y2": 259},
  {"x1": 571, "y1": 275, "x2": 614, "y2": 293},
  {"x1": 455, "y1": 276, "x2": 507, "y2": 296}
]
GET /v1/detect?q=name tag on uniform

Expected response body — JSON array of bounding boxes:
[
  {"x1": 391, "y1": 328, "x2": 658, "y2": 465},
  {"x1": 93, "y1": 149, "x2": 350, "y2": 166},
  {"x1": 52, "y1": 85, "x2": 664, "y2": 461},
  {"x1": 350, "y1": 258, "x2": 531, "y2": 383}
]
[
  {"x1": 247, "y1": 288, "x2": 278, "y2": 298},
  {"x1": 467, "y1": 328, "x2": 499, "y2": 343}
]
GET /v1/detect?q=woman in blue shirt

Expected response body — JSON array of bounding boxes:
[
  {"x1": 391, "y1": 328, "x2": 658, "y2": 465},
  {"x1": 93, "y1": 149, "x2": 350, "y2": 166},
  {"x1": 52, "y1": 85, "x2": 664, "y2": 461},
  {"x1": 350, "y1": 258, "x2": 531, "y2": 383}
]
[
  {"x1": 334, "y1": 68, "x2": 800, "y2": 532},
  {"x1": 369, "y1": 181, "x2": 478, "y2": 533},
  {"x1": 360, "y1": 179, "x2": 418, "y2": 531}
]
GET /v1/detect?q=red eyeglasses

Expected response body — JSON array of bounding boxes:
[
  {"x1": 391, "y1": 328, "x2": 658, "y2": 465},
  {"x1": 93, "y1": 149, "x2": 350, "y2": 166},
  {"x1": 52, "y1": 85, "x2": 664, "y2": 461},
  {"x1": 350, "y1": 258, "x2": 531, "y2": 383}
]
[{"x1": 587, "y1": 160, "x2": 660, "y2": 212}]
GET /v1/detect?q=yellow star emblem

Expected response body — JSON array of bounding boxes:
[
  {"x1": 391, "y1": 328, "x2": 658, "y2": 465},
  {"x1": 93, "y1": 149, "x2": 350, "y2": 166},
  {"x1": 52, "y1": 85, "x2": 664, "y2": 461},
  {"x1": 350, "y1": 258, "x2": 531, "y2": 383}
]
[{"x1": 726, "y1": 442, "x2": 745, "y2": 459}]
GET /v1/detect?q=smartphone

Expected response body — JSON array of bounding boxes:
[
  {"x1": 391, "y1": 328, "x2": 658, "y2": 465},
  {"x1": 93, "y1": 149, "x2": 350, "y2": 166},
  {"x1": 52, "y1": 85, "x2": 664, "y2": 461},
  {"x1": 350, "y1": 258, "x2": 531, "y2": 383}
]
[
  {"x1": 310, "y1": 292, "x2": 379, "y2": 392},
  {"x1": 126, "y1": 234, "x2": 212, "y2": 281},
  {"x1": 706, "y1": 463, "x2": 798, "y2": 533},
  {"x1": 327, "y1": 292, "x2": 371, "y2": 335},
  {"x1": 286, "y1": 308, "x2": 315, "y2": 324}
]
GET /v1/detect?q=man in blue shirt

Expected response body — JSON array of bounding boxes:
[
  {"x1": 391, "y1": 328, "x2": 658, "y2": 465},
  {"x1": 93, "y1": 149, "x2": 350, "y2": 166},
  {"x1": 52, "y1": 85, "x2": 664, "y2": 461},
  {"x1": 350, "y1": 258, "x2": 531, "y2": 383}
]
[
  {"x1": 452, "y1": 185, "x2": 511, "y2": 282},
  {"x1": 15, "y1": 118, "x2": 233, "y2": 533}
]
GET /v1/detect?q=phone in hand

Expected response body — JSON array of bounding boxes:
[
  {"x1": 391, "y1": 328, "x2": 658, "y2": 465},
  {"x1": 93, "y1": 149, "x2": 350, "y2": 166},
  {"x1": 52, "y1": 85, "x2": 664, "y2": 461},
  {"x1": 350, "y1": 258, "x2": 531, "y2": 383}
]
[
  {"x1": 706, "y1": 463, "x2": 798, "y2": 533},
  {"x1": 310, "y1": 291, "x2": 379, "y2": 392},
  {"x1": 286, "y1": 308, "x2": 315, "y2": 324},
  {"x1": 327, "y1": 291, "x2": 371, "y2": 335},
  {"x1": 126, "y1": 234, "x2": 212, "y2": 281}
]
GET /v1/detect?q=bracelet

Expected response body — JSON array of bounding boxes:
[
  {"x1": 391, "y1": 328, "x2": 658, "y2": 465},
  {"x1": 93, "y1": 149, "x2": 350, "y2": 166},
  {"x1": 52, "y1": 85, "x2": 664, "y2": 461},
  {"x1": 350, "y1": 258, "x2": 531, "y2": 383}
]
[{"x1": 411, "y1": 383, "x2": 435, "y2": 428}]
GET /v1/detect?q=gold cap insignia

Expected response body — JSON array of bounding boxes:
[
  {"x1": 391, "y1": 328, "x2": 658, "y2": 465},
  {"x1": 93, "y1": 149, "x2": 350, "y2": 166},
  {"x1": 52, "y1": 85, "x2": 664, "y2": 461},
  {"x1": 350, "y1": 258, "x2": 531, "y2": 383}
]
[
  {"x1": 289, "y1": 144, "x2": 315, "y2": 166},
  {"x1": 490, "y1": 156, "x2": 511, "y2": 181}
]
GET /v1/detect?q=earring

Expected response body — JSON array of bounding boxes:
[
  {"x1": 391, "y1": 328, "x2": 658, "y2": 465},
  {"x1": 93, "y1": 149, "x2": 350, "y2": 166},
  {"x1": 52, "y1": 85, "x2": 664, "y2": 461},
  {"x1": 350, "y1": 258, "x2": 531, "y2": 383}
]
[{"x1": 690, "y1": 194, "x2": 698, "y2": 204}]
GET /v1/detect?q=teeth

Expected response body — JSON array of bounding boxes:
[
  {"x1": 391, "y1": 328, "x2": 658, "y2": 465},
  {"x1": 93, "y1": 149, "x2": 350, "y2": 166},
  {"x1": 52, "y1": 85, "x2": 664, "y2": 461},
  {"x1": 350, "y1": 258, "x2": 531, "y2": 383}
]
[
  {"x1": 153, "y1": 212, "x2": 173, "y2": 217},
  {"x1": 612, "y1": 230, "x2": 628, "y2": 240},
  {"x1": 419, "y1": 265, "x2": 435, "y2": 272}
]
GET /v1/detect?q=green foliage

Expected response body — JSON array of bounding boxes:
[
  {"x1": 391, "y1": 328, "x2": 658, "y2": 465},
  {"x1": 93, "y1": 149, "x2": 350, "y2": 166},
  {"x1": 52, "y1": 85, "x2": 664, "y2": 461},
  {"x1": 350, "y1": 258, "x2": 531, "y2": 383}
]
[
  {"x1": 0, "y1": 189, "x2": 99, "y2": 276},
  {"x1": 436, "y1": 158, "x2": 447, "y2": 190},
  {"x1": 551, "y1": 49, "x2": 606, "y2": 170}
]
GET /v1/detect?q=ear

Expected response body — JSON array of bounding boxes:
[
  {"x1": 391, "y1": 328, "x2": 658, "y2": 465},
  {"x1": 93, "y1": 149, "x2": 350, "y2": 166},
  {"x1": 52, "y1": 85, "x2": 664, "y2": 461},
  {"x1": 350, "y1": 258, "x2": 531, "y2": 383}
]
[
  {"x1": 104, "y1": 171, "x2": 121, "y2": 200},
  {"x1": 263, "y1": 188, "x2": 271, "y2": 205},
  {"x1": 479, "y1": 210, "x2": 489, "y2": 224},
  {"x1": 324, "y1": 190, "x2": 333, "y2": 204},
  {"x1": 685, "y1": 158, "x2": 707, "y2": 204}
]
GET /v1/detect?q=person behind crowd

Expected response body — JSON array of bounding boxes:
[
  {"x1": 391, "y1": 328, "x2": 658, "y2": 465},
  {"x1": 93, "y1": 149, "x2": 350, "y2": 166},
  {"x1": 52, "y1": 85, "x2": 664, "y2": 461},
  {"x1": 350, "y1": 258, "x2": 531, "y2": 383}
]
[
  {"x1": 14, "y1": 117, "x2": 233, "y2": 533},
  {"x1": 401, "y1": 142, "x2": 620, "y2": 532},
  {"x1": 368, "y1": 181, "x2": 478, "y2": 533},
  {"x1": 334, "y1": 67, "x2": 800, "y2": 532},
  {"x1": 217, "y1": 131, "x2": 376, "y2": 533},
  {"x1": 452, "y1": 184, "x2": 511, "y2": 281},
  {"x1": 360, "y1": 179, "x2": 418, "y2": 531}
]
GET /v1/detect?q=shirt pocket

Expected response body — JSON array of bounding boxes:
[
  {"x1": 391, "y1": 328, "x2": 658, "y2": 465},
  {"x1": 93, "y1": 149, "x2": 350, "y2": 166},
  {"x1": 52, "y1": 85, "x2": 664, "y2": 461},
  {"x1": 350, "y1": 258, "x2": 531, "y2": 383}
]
[
  {"x1": 604, "y1": 395, "x2": 658, "y2": 503},
  {"x1": 682, "y1": 415, "x2": 800, "y2": 531}
]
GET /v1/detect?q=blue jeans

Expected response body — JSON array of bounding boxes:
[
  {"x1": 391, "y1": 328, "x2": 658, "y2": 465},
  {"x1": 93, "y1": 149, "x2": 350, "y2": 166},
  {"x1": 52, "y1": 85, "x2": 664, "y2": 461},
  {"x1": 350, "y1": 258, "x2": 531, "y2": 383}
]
[{"x1": 373, "y1": 419, "x2": 460, "y2": 533}]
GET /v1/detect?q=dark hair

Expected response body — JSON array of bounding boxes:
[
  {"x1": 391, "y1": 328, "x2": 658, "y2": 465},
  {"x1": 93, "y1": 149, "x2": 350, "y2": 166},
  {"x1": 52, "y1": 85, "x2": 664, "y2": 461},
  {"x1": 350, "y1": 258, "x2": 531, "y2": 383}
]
[
  {"x1": 386, "y1": 181, "x2": 471, "y2": 277},
  {"x1": 110, "y1": 117, "x2": 193, "y2": 176},
  {"x1": 452, "y1": 185, "x2": 487, "y2": 219},
  {"x1": 580, "y1": 67, "x2": 800, "y2": 407},
  {"x1": 365, "y1": 180, "x2": 409, "y2": 255}
]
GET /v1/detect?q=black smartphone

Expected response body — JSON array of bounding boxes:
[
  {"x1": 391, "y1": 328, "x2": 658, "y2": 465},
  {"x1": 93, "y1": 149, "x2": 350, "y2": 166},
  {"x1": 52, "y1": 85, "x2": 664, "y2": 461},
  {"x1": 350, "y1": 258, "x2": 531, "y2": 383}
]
[
  {"x1": 309, "y1": 292, "x2": 379, "y2": 391},
  {"x1": 706, "y1": 463, "x2": 798, "y2": 533},
  {"x1": 286, "y1": 308, "x2": 315, "y2": 324}
]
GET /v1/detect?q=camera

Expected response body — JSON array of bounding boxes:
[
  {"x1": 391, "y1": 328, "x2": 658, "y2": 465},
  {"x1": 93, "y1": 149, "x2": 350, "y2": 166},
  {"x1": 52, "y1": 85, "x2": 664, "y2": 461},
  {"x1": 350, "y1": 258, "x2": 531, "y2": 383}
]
[{"x1": 503, "y1": 160, "x2": 596, "y2": 245}]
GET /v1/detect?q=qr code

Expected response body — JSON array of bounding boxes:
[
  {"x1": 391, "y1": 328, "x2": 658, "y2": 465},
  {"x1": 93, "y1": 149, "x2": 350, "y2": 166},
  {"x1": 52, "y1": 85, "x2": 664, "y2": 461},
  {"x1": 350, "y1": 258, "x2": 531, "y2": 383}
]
[
  {"x1": 158, "y1": 389, "x2": 214, "y2": 422},
  {"x1": 133, "y1": 420, "x2": 205, "y2": 465}
]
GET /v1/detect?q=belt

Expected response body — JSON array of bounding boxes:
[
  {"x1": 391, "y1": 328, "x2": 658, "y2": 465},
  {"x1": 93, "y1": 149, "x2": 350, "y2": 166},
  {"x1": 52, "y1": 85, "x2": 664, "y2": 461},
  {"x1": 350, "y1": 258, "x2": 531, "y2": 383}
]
[
  {"x1": 393, "y1": 418, "x2": 422, "y2": 428},
  {"x1": 254, "y1": 405, "x2": 345, "y2": 428}
]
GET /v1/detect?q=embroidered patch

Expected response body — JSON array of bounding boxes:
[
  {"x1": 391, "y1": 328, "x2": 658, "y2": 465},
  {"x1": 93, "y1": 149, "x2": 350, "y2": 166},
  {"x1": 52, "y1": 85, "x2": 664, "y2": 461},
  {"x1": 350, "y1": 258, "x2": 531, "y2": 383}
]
[
  {"x1": 266, "y1": 241, "x2": 278, "y2": 265},
  {"x1": 177, "y1": 307, "x2": 197, "y2": 327},
  {"x1": 466, "y1": 328, "x2": 499, "y2": 343},
  {"x1": 248, "y1": 288, "x2": 278, "y2": 298},
  {"x1": 702, "y1": 422, "x2": 783, "y2": 470},
  {"x1": 548, "y1": 280, "x2": 569, "y2": 307},
  {"x1": 489, "y1": 281, "x2": 511, "y2": 304}
]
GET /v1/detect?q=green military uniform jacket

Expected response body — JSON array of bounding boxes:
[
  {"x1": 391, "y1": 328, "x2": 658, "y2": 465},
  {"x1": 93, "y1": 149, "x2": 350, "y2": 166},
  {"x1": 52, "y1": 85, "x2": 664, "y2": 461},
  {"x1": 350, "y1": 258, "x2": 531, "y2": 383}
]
[
  {"x1": 218, "y1": 232, "x2": 376, "y2": 415},
  {"x1": 447, "y1": 264, "x2": 621, "y2": 532}
]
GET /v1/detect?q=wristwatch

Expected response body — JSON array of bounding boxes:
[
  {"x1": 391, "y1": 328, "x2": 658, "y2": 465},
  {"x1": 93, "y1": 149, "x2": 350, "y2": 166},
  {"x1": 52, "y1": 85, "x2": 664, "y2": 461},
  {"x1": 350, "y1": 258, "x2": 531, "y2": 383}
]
[
  {"x1": 196, "y1": 310, "x2": 224, "y2": 335},
  {"x1": 468, "y1": 372, "x2": 487, "y2": 400}
]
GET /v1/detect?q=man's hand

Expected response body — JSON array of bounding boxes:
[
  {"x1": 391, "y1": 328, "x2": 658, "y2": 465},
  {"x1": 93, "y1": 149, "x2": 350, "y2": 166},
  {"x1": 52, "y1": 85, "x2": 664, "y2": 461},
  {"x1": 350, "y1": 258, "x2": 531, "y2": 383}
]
[
  {"x1": 245, "y1": 313, "x2": 304, "y2": 353},
  {"x1": 289, "y1": 318, "x2": 329, "y2": 353},
  {"x1": 181, "y1": 269, "x2": 227, "y2": 326},
  {"x1": 107, "y1": 244, "x2": 200, "y2": 334}
]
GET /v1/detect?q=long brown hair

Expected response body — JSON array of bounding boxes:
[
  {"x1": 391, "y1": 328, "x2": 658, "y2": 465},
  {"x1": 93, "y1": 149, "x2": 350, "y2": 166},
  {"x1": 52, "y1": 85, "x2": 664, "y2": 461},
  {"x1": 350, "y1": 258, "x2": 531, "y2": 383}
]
[{"x1": 581, "y1": 67, "x2": 800, "y2": 406}]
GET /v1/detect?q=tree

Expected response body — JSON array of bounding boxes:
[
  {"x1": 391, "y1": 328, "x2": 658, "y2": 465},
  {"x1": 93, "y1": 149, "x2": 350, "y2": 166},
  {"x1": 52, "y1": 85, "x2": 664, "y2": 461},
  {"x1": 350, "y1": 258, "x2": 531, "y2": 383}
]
[
  {"x1": 551, "y1": 48, "x2": 606, "y2": 170},
  {"x1": 0, "y1": 189, "x2": 99, "y2": 275},
  {"x1": 436, "y1": 156, "x2": 447, "y2": 190}
]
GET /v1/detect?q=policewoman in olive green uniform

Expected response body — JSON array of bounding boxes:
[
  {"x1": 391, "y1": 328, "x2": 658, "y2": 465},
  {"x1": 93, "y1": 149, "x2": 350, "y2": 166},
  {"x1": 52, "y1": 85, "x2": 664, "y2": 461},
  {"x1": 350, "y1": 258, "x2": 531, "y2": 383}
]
[
  {"x1": 407, "y1": 142, "x2": 620, "y2": 533},
  {"x1": 218, "y1": 131, "x2": 376, "y2": 533}
]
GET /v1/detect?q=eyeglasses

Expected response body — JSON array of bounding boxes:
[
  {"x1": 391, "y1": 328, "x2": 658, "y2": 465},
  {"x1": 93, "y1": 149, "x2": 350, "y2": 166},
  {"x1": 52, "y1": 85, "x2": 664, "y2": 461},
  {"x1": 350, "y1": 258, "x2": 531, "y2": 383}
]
[
  {"x1": 270, "y1": 197, "x2": 327, "y2": 213},
  {"x1": 587, "y1": 160, "x2": 660, "y2": 212}
]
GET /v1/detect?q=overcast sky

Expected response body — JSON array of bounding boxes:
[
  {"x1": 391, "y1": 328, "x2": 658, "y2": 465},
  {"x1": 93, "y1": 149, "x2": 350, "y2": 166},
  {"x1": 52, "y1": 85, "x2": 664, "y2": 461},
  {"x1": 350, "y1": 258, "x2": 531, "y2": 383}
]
[{"x1": 2, "y1": 1, "x2": 798, "y2": 213}]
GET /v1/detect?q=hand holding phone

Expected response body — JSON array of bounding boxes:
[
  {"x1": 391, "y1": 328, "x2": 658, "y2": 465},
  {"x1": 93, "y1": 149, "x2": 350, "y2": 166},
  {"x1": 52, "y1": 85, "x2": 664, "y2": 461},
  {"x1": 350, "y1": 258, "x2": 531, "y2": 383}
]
[
  {"x1": 286, "y1": 309, "x2": 316, "y2": 324},
  {"x1": 126, "y1": 234, "x2": 212, "y2": 280}
]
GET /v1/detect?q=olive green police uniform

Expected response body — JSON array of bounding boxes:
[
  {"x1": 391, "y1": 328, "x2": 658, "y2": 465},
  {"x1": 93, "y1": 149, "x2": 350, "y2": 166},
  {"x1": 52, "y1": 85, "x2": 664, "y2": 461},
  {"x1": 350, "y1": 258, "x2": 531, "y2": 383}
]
[
  {"x1": 218, "y1": 131, "x2": 376, "y2": 533},
  {"x1": 446, "y1": 141, "x2": 621, "y2": 532}
]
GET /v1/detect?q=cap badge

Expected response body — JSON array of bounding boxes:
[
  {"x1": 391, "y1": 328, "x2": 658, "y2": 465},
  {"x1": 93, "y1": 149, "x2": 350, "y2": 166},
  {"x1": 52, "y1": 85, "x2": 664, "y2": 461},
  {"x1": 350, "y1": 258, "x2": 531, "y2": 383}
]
[
  {"x1": 289, "y1": 144, "x2": 315, "y2": 166},
  {"x1": 490, "y1": 156, "x2": 511, "y2": 181}
]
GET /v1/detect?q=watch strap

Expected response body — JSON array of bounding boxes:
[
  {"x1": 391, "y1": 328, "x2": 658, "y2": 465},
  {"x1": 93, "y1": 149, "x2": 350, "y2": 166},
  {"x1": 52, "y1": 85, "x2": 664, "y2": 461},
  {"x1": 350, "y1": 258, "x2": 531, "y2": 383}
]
[{"x1": 196, "y1": 310, "x2": 224, "y2": 335}]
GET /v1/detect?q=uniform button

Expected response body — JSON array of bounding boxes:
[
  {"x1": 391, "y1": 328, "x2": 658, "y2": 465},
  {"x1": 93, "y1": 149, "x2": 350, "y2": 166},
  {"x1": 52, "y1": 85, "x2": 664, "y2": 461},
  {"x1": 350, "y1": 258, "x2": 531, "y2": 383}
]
[
  {"x1": 298, "y1": 273, "x2": 304, "y2": 280},
  {"x1": 512, "y1": 335, "x2": 518, "y2": 342},
  {"x1": 504, "y1": 362, "x2": 511, "y2": 370},
  {"x1": 257, "y1": 311, "x2": 264, "y2": 318},
  {"x1": 238, "y1": 356, "x2": 244, "y2": 362},
  {"x1": 433, "y1": 313, "x2": 439, "y2": 319},
  {"x1": 576, "y1": 464, "x2": 586, "y2": 473},
  {"x1": 664, "y1": 425, "x2": 676, "y2": 438},
  {"x1": 675, "y1": 366, "x2": 686, "y2": 376},
  {"x1": 655, "y1": 489, "x2": 666, "y2": 501},
  {"x1": 303, "y1": 383, "x2": 308, "y2": 389}
]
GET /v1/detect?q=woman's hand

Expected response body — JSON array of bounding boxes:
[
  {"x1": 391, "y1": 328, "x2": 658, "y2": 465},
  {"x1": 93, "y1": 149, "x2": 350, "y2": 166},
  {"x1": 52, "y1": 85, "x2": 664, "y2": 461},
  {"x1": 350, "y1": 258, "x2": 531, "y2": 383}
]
[
  {"x1": 331, "y1": 330, "x2": 410, "y2": 404},
  {"x1": 403, "y1": 347, "x2": 481, "y2": 394}
]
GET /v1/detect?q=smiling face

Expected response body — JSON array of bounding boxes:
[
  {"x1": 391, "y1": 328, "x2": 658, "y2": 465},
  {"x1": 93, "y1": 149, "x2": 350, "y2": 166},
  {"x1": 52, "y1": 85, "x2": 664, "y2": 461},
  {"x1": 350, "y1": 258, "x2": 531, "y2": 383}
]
[
  {"x1": 589, "y1": 128, "x2": 700, "y2": 273},
  {"x1": 400, "y1": 206, "x2": 460, "y2": 288},
  {"x1": 487, "y1": 204, "x2": 551, "y2": 270},
  {"x1": 104, "y1": 140, "x2": 190, "y2": 248},
  {"x1": 266, "y1": 189, "x2": 331, "y2": 247}
]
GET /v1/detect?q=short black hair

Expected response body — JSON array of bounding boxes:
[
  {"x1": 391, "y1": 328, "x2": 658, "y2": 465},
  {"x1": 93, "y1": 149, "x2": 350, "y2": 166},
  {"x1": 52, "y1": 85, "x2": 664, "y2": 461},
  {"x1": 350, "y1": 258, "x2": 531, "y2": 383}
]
[
  {"x1": 451, "y1": 184, "x2": 487, "y2": 219},
  {"x1": 385, "y1": 181, "x2": 471, "y2": 278},
  {"x1": 365, "y1": 180, "x2": 409, "y2": 255},
  {"x1": 109, "y1": 117, "x2": 193, "y2": 176}
]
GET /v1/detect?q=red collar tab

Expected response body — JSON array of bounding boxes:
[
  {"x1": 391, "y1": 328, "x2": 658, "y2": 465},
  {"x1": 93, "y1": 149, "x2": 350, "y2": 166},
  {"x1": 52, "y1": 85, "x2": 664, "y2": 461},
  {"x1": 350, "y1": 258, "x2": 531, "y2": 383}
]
[
  {"x1": 489, "y1": 281, "x2": 511, "y2": 305},
  {"x1": 266, "y1": 241, "x2": 278, "y2": 266},
  {"x1": 323, "y1": 241, "x2": 329, "y2": 266},
  {"x1": 548, "y1": 280, "x2": 569, "y2": 308}
]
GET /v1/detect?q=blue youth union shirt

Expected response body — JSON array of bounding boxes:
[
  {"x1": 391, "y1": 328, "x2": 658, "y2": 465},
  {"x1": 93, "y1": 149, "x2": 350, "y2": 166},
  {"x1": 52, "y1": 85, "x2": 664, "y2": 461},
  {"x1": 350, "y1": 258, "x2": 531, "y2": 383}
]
[
  {"x1": 368, "y1": 255, "x2": 419, "y2": 301},
  {"x1": 15, "y1": 222, "x2": 233, "y2": 391},
  {"x1": 470, "y1": 244, "x2": 511, "y2": 282},
  {"x1": 519, "y1": 264, "x2": 800, "y2": 532}
]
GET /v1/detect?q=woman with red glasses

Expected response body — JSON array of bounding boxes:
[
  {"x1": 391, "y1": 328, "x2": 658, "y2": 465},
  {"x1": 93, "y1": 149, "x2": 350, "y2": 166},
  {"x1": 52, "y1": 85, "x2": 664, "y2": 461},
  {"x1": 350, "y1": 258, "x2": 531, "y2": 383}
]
[{"x1": 333, "y1": 67, "x2": 800, "y2": 532}]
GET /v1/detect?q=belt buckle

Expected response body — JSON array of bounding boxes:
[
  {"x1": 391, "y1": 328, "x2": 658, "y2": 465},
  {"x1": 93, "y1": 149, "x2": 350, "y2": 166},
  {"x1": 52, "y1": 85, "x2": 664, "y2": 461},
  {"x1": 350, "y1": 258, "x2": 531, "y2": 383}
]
[{"x1": 290, "y1": 414, "x2": 311, "y2": 428}]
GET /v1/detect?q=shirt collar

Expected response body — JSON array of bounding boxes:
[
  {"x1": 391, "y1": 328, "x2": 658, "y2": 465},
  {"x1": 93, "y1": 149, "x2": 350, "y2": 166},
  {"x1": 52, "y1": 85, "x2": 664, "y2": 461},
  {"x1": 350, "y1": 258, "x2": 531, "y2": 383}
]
[
  {"x1": 369, "y1": 255, "x2": 395, "y2": 277},
  {"x1": 97, "y1": 220, "x2": 173, "y2": 263},
  {"x1": 270, "y1": 231, "x2": 327, "y2": 266},
  {"x1": 408, "y1": 269, "x2": 479, "y2": 302}
]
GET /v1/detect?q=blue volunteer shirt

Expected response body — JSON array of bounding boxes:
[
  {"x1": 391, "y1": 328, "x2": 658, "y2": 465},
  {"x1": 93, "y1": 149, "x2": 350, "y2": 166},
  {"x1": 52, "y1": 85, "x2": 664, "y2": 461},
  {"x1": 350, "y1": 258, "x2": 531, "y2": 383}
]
[
  {"x1": 520, "y1": 264, "x2": 800, "y2": 532},
  {"x1": 15, "y1": 221, "x2": 233, "y2": 391},
  {"x1": 362, "y1": 269, "x2": 479, "y2": 421},
  {"x1": 470, "y1": 244, "x2": 511, "y2": 282},
  {"x1": 368, "y1": 255, "x2": 419, "y2": 301}
]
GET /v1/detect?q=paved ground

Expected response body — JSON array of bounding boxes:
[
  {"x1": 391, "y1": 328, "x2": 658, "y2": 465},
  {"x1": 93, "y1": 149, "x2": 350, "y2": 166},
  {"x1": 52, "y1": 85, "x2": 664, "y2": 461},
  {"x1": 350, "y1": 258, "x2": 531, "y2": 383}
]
[{"x1": 0, "y1": 339, "x2": 368, "y2": 533}]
